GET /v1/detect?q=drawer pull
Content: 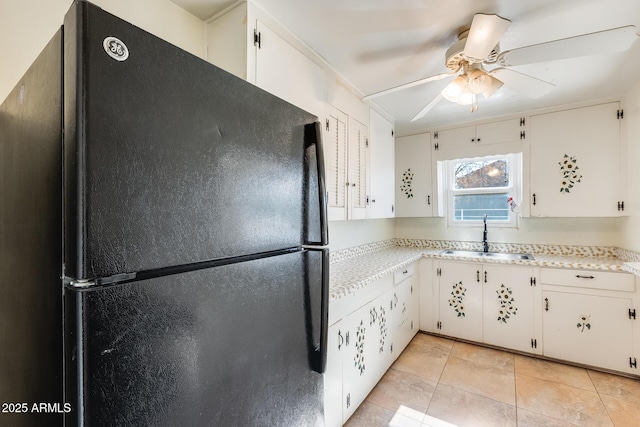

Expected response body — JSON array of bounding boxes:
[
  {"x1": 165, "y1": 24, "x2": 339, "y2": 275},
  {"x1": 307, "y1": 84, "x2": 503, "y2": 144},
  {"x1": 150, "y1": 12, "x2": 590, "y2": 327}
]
[
  {"x1": 403, "y1": 270, "x2": 408, "y2": 275},
  {"x1": 576, "y1": 275, "x2": 595, "y2": 279}
]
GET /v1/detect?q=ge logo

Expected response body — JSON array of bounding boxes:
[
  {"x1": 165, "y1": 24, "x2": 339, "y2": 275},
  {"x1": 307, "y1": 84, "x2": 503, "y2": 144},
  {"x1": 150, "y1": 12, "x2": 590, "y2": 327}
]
[{"x1": 103, "y1": 37, "x2": 129, "y2": 61}]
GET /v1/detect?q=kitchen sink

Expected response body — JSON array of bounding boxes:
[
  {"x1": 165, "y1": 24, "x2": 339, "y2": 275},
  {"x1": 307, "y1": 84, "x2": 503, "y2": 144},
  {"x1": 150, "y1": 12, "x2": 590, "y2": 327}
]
[{"x1": 440, "y1": 249, "x2": 535, "y2": 261}]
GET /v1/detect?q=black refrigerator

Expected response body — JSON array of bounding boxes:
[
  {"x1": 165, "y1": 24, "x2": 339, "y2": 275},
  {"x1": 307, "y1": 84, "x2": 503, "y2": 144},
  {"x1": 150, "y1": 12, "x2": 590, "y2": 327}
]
[{"x1": 0, "y1": 1, "x2": 329, "y2": 426}]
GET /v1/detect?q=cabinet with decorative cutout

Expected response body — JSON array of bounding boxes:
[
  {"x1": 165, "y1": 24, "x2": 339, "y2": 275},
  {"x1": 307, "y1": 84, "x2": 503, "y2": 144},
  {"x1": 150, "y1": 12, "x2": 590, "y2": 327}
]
[
  {"x1": 395, "y1": 133, "x2": 434, "y2": 217},
  {"x1": 434, "y1": 261, "x2": 484, "y2": 342},
  {"x1": 434, "y1": 261, "x2": 539, "y2": 353},
  {"x1": 529, "y1": 102, "x2": 625, "y2": 217},
  {"x1": 392, "y1": 263, "x2": 420, "y2": 354},
  {"x1": 482, "y1": 264, "x2": 537, "y2": 354},
  {"x1": 541, "y1": 268, "x2": 637, "y2": 374},
  {"x1": 340, "y1": 288, "x2": 394, "y2": 422}
]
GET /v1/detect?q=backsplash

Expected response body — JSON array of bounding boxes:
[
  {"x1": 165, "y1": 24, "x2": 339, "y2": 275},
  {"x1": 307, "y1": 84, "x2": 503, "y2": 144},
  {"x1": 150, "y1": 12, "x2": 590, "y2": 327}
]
[
  {"x1": 329, "y1": 239, "x2": 396, "y2": 263},
  {"x1": 331, "y1": 238, "x2": 640, "y2": 263}
]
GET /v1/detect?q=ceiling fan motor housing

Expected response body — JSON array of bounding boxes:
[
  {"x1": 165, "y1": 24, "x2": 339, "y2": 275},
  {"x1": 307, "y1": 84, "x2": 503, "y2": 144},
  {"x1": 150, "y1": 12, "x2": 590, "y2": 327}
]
[{"x1": 445, "y1": 37, "x2": 500, "y2": 70}]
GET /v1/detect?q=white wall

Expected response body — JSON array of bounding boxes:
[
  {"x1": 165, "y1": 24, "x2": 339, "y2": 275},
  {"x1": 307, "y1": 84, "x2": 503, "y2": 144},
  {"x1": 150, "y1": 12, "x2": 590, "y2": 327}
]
[
  {"x1": 0, "y1": 0, "x2": 205, "y2": 103},
  {"x1": 329, "y1": 219, "x2": 395, "y2": 251},
  {"x1": 620, "y1": 80, "x2": 640, "y2": 251}
]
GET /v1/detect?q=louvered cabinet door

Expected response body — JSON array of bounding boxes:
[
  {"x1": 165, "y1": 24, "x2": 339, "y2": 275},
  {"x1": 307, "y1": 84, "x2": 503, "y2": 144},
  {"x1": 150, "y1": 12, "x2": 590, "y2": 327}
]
[
  {"x1": 348, "y1": 117, "x2": 369, "y2": 220},
  {"x1": 324, "y1": 106, "x2": 348, "y2": 220}
]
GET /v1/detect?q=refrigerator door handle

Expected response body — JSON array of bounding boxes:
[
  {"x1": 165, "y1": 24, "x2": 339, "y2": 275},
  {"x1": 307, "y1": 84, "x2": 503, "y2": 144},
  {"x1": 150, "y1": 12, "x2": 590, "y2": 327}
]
[
  {"x1": 304, "y1": 121, "x2": 329, "y2": 247},
  {"x1": 305, "y1": 247, "x2": 329, "y2": 374}
]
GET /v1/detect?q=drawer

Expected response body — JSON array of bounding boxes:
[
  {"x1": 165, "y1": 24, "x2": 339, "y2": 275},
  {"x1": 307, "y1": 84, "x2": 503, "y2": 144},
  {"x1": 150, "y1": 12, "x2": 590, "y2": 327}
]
[
  {"x1": 394, "y1": 263, "x2": 415, "y2": 284},
  {"x1": 539, "y1": 268, "x2": 635, "y2": 292}
]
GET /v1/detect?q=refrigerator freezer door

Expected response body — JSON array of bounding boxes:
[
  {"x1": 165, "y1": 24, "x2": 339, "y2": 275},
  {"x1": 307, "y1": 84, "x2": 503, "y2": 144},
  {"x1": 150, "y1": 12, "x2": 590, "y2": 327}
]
[
  {"x1": 64, "y1": 2, "x2": 319, "y2": 280},
  {"x1": 65, "y1": 250, "x2": 325, "y2": 426}
]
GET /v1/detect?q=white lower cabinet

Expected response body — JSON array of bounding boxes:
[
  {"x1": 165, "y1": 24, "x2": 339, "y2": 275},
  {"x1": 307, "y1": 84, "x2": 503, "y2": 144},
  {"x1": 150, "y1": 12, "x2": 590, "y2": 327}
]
[
  {"x1": 392, "y1": 264, "x2": 420, "y2": 356},
  {"x1": 482, "y1": 265, "x2": 537, "y2": 354},
  {"x1": 543, "y1": 291, "x2": 633, "y2": 373},
  {"x1": 433, "y1": 261, "x2": 539, "y2": 354},
  {"x1": 326, "y1": 263, "x2": 421, "y2": 425},
  {"x1": 540, "y1": 268, "x2": 637, "y2": 374},
  {"x1": 341, "y1": 288, "x2": 394, "y2": 422},
  {"x1": 436, "y1": 261, "x2": 484, "y2": 342},
  {"x1": 324, "y1": 320, "x2": 344, "y2": 427}
]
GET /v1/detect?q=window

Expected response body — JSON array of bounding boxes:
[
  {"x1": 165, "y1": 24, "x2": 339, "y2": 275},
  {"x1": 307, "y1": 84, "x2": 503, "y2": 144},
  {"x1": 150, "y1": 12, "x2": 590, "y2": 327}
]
[{"x1": 444, "y1": 153, "x2": 522, "y2": 227}]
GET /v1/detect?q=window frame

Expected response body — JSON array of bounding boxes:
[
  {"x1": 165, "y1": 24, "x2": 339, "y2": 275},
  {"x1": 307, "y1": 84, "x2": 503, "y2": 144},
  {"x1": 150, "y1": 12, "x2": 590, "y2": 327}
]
[{"x1": 444, "y1": 153, "x2": 522, "y2": 228}]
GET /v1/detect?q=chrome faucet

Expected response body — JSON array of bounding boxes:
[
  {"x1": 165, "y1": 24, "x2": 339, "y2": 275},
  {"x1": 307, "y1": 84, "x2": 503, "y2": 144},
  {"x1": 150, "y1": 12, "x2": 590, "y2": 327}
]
[{"x1": 482, "y1": 214, "x2": 489, "y2": 253}]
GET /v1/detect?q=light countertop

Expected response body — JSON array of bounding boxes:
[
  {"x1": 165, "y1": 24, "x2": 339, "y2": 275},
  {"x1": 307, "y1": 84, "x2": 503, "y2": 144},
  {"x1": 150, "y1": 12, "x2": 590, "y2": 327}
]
[{"x1": 330, "y1": 246, "x2": 634, "y2": 303}]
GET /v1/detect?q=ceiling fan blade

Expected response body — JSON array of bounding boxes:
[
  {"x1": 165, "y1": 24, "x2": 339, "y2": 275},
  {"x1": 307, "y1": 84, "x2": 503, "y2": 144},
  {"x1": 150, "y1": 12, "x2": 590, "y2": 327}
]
[
  {"x1": 490, "y1": 68, "x2": 554, "y2": 98},
  {"x1": 464, "y1": 14, "x2": 511, "y2": 61},
  {"x1": 496, "y1": 25, "x2": 639, "y2": 67},
  {"x1": 410, "y1": 94, "x2": 443, "y2": 122},
  {"x1": 362, "y1": 73, "x2": 456, "y2": 100}
]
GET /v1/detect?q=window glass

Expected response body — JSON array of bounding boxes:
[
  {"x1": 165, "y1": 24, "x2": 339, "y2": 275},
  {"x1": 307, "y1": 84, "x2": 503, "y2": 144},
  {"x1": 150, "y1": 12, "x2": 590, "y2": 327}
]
[
  {"x1": 453, "y1": 193, "x2": 510, "y2": 221},
  {"x1": 443, "y1": 153, "x2": 521, "y2": 227},
  {"x1": 454, "y1": 159, "x2": 509, "y2": 189}
]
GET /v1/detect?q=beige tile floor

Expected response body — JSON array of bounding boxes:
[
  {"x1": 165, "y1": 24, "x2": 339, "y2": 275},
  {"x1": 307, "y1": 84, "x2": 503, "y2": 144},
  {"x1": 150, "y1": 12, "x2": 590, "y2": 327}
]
[{"x1": 344, "y1": 333, "x2": 640, "y2": 427}]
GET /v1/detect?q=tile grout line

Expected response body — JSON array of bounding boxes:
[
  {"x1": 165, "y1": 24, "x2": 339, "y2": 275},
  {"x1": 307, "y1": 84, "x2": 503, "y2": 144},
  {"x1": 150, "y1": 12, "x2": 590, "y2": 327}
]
[
  {"x1": 422, "y1": 339, "x2": 455, "y2": 421},
  {"x1": 587, "y1": 370, "x2": 617, "y2": 427}
]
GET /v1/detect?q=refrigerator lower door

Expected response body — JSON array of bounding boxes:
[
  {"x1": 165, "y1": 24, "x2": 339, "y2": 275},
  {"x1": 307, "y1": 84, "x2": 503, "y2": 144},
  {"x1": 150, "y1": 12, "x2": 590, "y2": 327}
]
[{"x1": 64, "y1": 250, "x2": 324, "y2": 426}]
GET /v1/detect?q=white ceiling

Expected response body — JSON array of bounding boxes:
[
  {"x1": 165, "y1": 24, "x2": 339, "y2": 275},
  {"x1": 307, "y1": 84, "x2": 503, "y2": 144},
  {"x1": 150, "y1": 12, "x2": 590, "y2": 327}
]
[{"x1": 172, "y1": 0, "x2": 640, "y2": 133}]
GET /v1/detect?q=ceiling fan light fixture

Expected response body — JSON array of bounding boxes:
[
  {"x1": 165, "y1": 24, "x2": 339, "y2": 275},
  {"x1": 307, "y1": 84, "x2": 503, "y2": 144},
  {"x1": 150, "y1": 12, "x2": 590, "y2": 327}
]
[
  {"x1": 468, "y1": 68, "x2": 491, "y2": 94},
  {"x1": 456, "y1": 90, "x2": 475, "y2": 106},
  {"x1": 441, "y1": 75, "x2": 467, "y2": 102},
  {"x1": 482, "y1": 75, "x2": 504, "y2": 98}
]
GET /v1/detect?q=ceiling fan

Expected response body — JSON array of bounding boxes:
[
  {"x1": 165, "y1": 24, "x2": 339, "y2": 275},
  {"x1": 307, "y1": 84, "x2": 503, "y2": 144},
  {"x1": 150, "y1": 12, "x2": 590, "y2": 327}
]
[{"x1": 362, "y1": 14, "x2": 639, "y2": 122}]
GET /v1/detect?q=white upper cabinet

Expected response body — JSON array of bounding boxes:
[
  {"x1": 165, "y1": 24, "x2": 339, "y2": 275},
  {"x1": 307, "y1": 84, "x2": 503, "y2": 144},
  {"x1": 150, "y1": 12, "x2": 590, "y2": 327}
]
[
  {"x1": 348, "y1": 118, "x2": 369, "y2": 220},
  {"x1": 325, "y1": 107, "x2": 348, "y2": 221},
  {"x1": 254, "y1": 21, "x2": 327, "y2": 118},
  {"x1": 395, "y1": 133, "x2": 433, "y2": 217},
  {"x1": 324, "y1": 106, "x2": 369, "y2": 221},
  {"x1": 369, "y1": 109, "x2": 395, "y2": 218},
  {"x1": 206, "y1": 4, "x2": 327, "y2": 119},
  {"x1": 530, "y1": 102, "x2": 624, "y2": 217},
  {"x1": 433, "y1": 117, "x2": 526, "y2": 153}
]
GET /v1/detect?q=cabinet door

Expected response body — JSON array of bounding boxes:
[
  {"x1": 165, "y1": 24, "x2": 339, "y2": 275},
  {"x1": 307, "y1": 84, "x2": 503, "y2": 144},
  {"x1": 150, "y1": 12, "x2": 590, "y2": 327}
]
[
  {"x1": 419, "y1": 259, "x2": 435, "y2": 333},
  {"x1": 530, "y1": 102, "x2": 622, "y2": 217},
  {"x1": 437, "y1": 261, "x2": 483, "y2": 342},
  {"x1": 371, "y1": 289, "x2": 395, "y2": 377},
  {"x1": 325, "y1": 106, "x2": 348, "y2": 221},
  {"x1": 369, "y1": 109, "x2": 395, "y2": 218},
  {"x1": 324, "y1": 321, "x2": 343, "y2": 427},
  {"x1": 341, "y1": 301, "x2": 375, "y2": 421},
  {"x1": 348, "y1": 118, "x2": 369, "y2": 220},
  {"x1": 393, "y1": 273, "x2": 419, "y2": 354},
  {"x1": 255, "y1": 20, "x2": 327, "y2": 118},
  {"x1": 433, "y1": 125, "x2": 475, "y2": 151},
  {"x1": 475, "y1": 117, "x2": 525, "y2": 146},
  {"x1": 543, "y1": 291, "x2": 633, "y2": 373},
  {"x1": 395, "y1": 133, "x2": 433, "y2": 217},
  {"x1": 483, "y1": 265, "x2": 535, "y2": 353}
]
